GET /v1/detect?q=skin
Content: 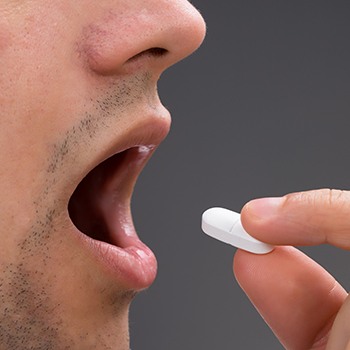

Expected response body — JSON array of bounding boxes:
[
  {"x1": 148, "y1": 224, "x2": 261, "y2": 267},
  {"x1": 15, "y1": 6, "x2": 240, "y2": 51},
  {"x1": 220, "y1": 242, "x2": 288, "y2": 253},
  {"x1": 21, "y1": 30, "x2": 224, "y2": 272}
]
[
  {"x1": 0, "y1": 1, "x2": 205, "y2": 349},
  {"x1": 5, "y1": 1, "x2": 349, "y2": 349},
  {"x1": 235, "y1": 189, "x2": 350, "y2": 349}
]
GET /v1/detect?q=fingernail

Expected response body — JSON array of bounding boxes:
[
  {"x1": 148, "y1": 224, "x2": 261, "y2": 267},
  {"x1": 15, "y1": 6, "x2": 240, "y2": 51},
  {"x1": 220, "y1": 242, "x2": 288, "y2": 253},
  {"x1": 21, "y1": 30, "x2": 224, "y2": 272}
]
[{"x1": 245, "y1": 197, "x2": 285, "y2": 219}]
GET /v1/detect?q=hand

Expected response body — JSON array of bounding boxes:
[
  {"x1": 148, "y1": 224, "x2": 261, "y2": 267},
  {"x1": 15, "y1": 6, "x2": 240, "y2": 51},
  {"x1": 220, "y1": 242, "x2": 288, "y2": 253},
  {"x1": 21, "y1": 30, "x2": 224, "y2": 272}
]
[{"x1": 234, "y1": 189, "x2": 350, "y2": 350}]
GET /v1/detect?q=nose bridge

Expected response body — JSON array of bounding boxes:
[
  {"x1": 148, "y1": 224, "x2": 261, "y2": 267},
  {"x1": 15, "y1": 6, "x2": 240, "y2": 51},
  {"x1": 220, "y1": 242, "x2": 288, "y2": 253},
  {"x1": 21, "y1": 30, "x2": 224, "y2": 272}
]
[{"x1": 84, "y1": 0, "x2": 206, "y2": 75}]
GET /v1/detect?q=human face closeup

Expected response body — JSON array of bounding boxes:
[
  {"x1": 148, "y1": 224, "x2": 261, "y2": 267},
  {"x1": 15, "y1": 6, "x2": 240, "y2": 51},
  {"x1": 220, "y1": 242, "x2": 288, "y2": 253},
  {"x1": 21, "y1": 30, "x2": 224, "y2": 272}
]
[{"x1": 0, "y1": 1, "x2": 205, "y2": 349}]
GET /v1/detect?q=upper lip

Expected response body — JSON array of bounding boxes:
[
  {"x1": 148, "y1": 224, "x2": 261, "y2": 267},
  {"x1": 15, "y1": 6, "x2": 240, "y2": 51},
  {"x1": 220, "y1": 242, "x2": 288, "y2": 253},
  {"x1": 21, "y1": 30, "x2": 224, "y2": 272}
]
[
  {"x1": 72, "y1": 109, "x2": 171, "y2": 191},
  {"x1": 66, "y1": 103, "x2": 171, "y2": 290}
]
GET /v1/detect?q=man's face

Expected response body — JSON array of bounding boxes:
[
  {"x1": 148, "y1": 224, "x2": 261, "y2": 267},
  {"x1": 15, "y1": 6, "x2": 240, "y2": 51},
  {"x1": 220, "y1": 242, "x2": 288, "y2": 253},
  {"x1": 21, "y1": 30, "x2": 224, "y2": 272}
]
[{"x1": 0, "y1": 1, "x2": 205, "y2": 348}]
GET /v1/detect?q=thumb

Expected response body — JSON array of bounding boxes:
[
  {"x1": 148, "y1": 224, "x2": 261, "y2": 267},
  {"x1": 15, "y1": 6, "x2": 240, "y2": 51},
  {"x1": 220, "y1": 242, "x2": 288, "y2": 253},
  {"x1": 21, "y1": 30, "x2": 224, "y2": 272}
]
[{"x1": 241, "y1": 189, "x2": 350, "y2": 249}]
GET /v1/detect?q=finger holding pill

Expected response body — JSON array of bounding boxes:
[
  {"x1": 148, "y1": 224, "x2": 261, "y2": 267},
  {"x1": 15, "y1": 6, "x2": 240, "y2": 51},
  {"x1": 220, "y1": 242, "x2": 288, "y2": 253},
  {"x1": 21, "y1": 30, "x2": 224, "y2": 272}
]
[{"x1": 201, "y1": 207, "x2": 274, "y2": 254}]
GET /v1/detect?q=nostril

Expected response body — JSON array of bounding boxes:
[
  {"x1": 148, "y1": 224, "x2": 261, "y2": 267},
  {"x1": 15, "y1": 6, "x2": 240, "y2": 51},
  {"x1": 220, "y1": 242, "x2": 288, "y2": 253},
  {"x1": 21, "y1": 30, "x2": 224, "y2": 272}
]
[{"x1": 127, "y1": 47, "x2": 168, "y2": 63}]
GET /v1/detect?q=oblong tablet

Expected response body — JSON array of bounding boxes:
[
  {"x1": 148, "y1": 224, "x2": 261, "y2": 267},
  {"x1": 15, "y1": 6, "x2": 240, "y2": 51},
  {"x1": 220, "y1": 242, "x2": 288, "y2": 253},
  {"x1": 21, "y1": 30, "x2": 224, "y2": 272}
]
[{"x1": 202, "y1": 207, "x2": 274, "y2": 254}]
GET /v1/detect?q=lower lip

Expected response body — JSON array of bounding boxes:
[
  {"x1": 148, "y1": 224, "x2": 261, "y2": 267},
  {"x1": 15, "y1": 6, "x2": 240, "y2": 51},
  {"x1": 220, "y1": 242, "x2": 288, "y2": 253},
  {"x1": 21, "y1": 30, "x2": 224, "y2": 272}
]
[{"x1": 76, "y1": 231, "x2": 158, "y2": 290}]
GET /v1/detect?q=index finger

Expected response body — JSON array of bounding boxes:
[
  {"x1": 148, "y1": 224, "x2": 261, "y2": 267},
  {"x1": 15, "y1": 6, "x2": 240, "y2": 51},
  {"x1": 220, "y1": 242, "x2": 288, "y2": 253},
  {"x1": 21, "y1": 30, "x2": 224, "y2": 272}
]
[{"x1": 241, "y1": 189, "x2": 350, "y2": 249}]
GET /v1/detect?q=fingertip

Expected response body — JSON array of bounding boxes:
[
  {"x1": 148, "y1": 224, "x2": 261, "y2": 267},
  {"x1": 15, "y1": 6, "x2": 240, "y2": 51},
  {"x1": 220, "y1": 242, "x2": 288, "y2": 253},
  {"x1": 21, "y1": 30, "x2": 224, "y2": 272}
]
[
  {"x1": 242, "y1": 197, "x2": 285, "y2": 221},
  {"x1": 233, "y1": 246, "x2": 289, "y2": 294},
  {"x1": 233, "y1": 248, "x2": 261, "y2": 281},
  {"x1": 240, "y1": 199, "x2": 279, "y2": 243},
  {"x1": 241, "y1": 197, "x2": 309, "y2": 246},
  {"x1": 233, "y1": 248, "x2": 249, "y2": 288}
]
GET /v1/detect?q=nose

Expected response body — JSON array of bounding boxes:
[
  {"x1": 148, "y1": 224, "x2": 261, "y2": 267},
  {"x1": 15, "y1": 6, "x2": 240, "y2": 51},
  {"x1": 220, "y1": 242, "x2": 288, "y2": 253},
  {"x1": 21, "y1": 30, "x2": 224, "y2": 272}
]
[{"x1": 83, "y1": 0, "x2": 206, "y2": 75}]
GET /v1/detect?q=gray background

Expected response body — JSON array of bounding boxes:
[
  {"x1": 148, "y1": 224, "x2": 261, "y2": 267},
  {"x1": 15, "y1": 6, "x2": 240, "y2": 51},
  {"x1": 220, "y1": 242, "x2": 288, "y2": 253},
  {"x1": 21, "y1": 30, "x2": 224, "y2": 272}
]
[{"x1": 131, "y1": 1, "x2": 350, "y2": 349}]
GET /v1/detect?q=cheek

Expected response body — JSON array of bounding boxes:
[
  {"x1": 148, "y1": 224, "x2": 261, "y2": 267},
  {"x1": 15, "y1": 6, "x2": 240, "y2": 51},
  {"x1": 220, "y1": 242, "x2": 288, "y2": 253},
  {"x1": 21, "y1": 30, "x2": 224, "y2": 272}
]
[
  {"x1": 0, "y1": 27, "x2": 12, "y2": 52},
  {"x1": 0, "y1": 13, "x2": 86, "y2": 217},
  {"x1": 0, "y1": 9, "x2": 85, "y2": 148},
  {"x1": 0, "y1": 4, "x2": 83, "y2": 113}
]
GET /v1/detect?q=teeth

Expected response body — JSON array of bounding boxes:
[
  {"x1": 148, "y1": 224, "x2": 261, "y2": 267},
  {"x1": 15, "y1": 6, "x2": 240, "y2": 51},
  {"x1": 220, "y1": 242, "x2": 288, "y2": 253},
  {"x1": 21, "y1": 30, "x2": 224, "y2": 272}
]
[{"x1": 138, "y1": 145, "x2": 156, "y2": 153}]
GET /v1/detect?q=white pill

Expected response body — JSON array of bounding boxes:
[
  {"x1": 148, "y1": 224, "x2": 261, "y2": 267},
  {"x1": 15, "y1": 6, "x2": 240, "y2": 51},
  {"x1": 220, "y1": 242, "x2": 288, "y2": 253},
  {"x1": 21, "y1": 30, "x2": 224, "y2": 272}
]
[{"x1": 201, "y1": 207, "x2": 274, "y2": 254}]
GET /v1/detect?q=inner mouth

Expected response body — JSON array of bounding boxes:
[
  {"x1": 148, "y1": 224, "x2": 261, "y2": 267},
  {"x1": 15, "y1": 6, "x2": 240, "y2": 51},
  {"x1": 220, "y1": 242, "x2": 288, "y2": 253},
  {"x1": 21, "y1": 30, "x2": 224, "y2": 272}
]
[{"x1": 68, "y1": 147, "x2": 145, "y2": 246}]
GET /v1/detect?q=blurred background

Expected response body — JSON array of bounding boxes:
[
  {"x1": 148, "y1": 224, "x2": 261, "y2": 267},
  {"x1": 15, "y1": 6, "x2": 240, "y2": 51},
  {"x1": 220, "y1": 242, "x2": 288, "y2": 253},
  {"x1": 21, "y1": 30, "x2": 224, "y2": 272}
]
[{"x1": 131, "y1": 1, "x2": 350, "y2": 349}]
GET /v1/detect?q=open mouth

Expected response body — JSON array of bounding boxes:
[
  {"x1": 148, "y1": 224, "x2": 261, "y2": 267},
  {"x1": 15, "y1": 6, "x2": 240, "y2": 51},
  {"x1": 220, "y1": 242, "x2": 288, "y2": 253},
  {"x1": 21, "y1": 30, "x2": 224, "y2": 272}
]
[{"x1": 67, "y1": 145, "x2": 158, "y2": 290}]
